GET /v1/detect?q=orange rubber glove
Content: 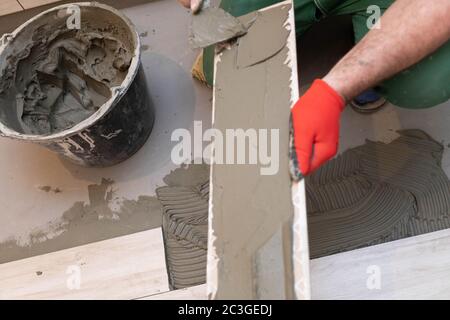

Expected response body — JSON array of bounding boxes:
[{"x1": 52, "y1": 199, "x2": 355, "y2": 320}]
[{"x1": 291, "y1": 79, "x2": 346, "y2": 177}]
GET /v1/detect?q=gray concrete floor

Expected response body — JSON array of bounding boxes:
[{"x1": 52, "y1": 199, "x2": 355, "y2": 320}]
[{"x1": 0, "y1": 0, "x2": 212, "y2": 262}]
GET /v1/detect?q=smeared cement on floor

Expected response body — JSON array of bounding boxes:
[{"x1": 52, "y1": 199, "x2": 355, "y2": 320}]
[
  {"x1": 307, "y1": 129, "x2": 450, "y2": 258},
  {"x1": 0, "y1": 164, "x2": 209, "y2": 264},
  {"x1": 0, "y1": 178, "x2": 161, "y2": 263},
  {"x1": 162, "y1": 163, "x2": 210, "y2": 188}
]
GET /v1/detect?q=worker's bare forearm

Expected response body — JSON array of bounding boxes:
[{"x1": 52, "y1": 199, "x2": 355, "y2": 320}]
[{"x1": 323, "y1": 0, "x2": 450, "y2": 102}]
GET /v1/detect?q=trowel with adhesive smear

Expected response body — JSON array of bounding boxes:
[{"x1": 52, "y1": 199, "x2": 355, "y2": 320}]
[
  {"x1": 189, "y1": 0, "x2": 249, "y2": 49},
  {"x1": 189, "y1": 0, "x2": 204, "y2": 14}
]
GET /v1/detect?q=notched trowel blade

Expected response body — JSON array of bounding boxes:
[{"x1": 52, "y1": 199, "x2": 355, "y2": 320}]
[{"x1": 189, "y1": 7, "x2": 248, "y2": 49}]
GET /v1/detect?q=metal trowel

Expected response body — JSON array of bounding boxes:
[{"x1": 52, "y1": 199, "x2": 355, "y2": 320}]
[{"x1": 189, "y1": 0, "x2": 248, "y2": 49}]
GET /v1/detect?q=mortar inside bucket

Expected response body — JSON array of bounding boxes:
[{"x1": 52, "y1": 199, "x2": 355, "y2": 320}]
[{"x1": 0, "y1": 2, "x2": 155, "y2": 167}]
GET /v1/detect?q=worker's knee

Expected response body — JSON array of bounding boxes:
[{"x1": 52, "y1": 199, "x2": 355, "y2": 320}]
[{"x1": 376, "y1": 41, "x2": 450, "y2": 109}]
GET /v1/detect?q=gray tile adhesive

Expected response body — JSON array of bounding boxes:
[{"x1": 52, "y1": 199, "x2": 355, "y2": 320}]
[
  {"x1": 0, "y1": 22, "x2": 133, "y2": 135},
  {"x1": 307, "y1": 129, "x2": 450, "y2": 258},
  {"x1": 156, "y1": 181, "x2": 209, "y2": 290}
]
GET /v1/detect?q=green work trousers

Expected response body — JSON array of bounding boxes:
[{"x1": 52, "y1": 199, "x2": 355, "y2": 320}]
[{"x1": 203, "y1": 0, "x2": 450, "y2": 109}]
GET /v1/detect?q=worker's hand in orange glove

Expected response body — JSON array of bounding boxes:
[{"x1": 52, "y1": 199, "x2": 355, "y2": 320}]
[
  {"x1": 177, "y1": 0, "x2": 203, "y2": 13},
  {"x1": 291, "y1": 79, "x2": 346, "y2": 177}
]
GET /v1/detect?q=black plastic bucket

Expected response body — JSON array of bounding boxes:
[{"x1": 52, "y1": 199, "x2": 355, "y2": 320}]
[{"x1": 0, "y1": 2, "x2": 154, "y2": 167}]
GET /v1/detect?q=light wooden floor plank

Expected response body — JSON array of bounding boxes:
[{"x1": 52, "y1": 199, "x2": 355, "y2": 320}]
[
  {"x1": 0, "y1": 228, "x2": 169, "y2": 300},
  {"x1": 0, "y1": 1, "x2": 23, "y2": 17},
  {"x1": 311, "y1": 229, "x2": 450, "y2": 300}
]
